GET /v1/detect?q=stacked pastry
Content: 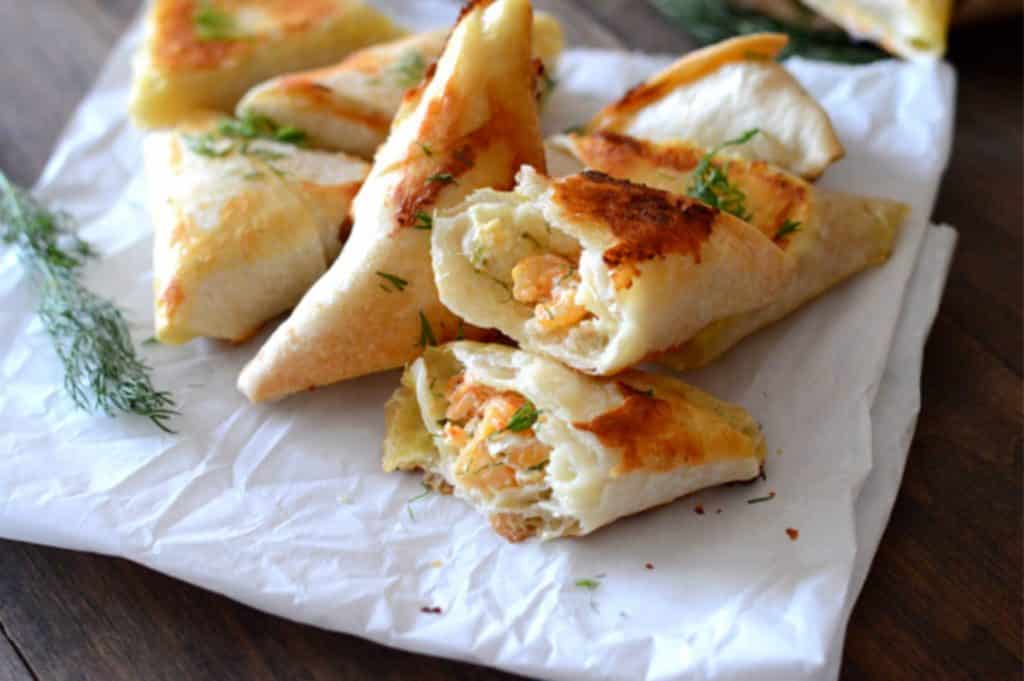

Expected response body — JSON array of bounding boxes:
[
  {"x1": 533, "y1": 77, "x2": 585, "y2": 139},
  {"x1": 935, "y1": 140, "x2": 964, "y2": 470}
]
[{"x1": 133, "y1": 1, "x2": 907, "y2": 542}]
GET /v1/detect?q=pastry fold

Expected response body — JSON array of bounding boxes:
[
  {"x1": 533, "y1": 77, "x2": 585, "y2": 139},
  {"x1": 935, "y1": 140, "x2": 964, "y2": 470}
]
[
  {"x1": 799, "y1": 0, "x2": 953, "y2": 60},
  {"x1": 547, "y1": 132, "x2": 908, "y2": 370},
  {"x1": 130, "y1": 0, "x2": 404, "y2": 128},
  {"x1": 236, "y1": 12, "x2": 565, "y2": 158},
  {"x1": 431, "y1": 166, "x2": 793, "y2": 376},
  {"x1": 384, "y1": 342, "x2": 766, "y2": 542},
  {"x1": 586, "y1": 33, "x2": 843, "y2": 180},
  {"x1": 146, "y1": 115, "x2": 369, "y2": 344},
  {"x1": 238, "y1": 0, "x2": 547, "y2": 402}
]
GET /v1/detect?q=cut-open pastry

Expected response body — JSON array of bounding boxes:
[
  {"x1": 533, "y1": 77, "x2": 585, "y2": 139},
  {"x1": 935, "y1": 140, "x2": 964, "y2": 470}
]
[
  {"x1": 236, "y1": 12, "x2": 565, "y2": 158},
  {"x1": 146, "y1": 114, "x2": 369, "y2": 344},
  {"x1": 130, "y1": 0, "x2": 404, "y2": 128},
  {"x1": 548, "y1": 131, "x2": 908, "y2": 370},
  {"x1": 384, "y1": 342, "x2": 766, "y2": 542},
  {"x1": 431, "y1": 166, "x2": 793, "y2": 376},
  {"x1": 584, "y1": 33, "x2": 844, "y2": 180},
  {"x1": 238, "y1": 0, "x2": 547, "y2": 402}
]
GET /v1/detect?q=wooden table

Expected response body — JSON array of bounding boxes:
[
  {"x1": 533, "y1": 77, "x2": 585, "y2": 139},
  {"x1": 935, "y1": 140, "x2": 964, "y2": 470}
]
[{"x1": 0, "y1": 2, "x2": 1020, "y2": 679}]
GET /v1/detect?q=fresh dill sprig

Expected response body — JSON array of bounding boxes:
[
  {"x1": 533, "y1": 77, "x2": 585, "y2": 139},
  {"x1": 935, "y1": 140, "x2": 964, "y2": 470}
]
[
  {"x1": 406, "y1": 482, "x2": 432, "y2": 520},
  {"x1": 417, "y1": 310, "x2": 437, "y2": 348},
  {"x1": 0, "y1": 173, "x2": 177, "y2": 432},
  {"x1": 774, "y1": 219, "x2": 801, "y2": 241},
  {"x1": 503, "y1": 400, "x2": 539, "y2": 433},
  {"x1": 392, "y1": 50, "x2": 427, "y2": 88},
  {"x1": 413, "y1": 211, "x2": 433, "y2": 231},
  {"x1": 686, "y1": 128, "x2": 759, "y2": 221},
  {"x1": 427, "y1": 172, "x2": 456, "y2": 185},
  {"x1": 194, "y1": 3, "x2": 238, "y2": 42},
  {"x1": 185, "y1": 113, "x2": 307, "y2": 162},
  {"x1": 650, "y1": 0, "x2": 887, "y2": 64},
  {"x1": 376, "y1": 271, "x2": 409, "y2": 292}
]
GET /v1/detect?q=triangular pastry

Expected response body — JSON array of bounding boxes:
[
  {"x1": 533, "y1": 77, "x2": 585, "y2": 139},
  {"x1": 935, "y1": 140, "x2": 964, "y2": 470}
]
[
  {"x1": 130, "y1": 0, "x2": 404, "y2": 128},
  {"x1": 146, "y1": 114, "x2": 369, "y2": 344},
  {"x1": 238, "y1": 0, "x2": 547, "y2": 402},
  {"x1": 585, "y1": 34, "x2": 844, "y2": 180},
  {"x1": 236, "y1": 12, "x2": 565, "y2": 158}
]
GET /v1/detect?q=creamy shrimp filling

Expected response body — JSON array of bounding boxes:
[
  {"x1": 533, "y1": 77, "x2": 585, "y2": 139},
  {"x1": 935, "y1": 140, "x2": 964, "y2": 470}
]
[
  {"x1": 511, "y1": 253, "x2": 590, "y2": 332},
  {"x1": 440, "y1": 373, "x2": 552, "y2": 506},
  {"x1": 462, "y1": 204, "x2": 610, "y2": 357}
]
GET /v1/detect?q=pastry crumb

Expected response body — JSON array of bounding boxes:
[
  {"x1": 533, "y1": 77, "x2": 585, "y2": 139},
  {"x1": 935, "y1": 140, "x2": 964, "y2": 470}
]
[{"x1": 786, "y1": 528, "x2": 799, "y2": 541}]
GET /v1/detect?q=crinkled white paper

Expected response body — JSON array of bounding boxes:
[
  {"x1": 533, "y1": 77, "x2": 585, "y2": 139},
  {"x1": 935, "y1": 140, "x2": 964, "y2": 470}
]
[{"x1": 1, "y1": 5, "x2": 957, "y2": 680}]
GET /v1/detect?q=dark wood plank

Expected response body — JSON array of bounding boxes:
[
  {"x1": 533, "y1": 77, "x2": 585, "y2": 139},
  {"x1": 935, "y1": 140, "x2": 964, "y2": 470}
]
[
  {"x1": 0, "y1": 2, "x2": 1020, "y2": 681},
  {"x1": 0, "y1": 539, "x2": 527, "y2": 681},
  {"x1": 0, "y1": 628, "x2": 34, "y2": 681}
]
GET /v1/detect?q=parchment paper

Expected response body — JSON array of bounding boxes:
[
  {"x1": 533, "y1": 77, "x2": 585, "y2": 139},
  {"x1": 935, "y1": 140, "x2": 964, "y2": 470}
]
[{"x1": 0, "y1": 5, "x2": 957, "y2": 680}]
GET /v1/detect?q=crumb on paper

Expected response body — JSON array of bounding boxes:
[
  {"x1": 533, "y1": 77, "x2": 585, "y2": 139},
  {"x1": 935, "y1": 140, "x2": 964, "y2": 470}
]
[
  {"x1": 430, "y1": 559, "x2": 443, "y2": 568},
  {"x1": 645, "y1": 562, "x2": 654, "y2": 570},
  {"x1": 775, "y1": 448, "x2": 783, "y2": 456},
  {"x1": 694, "y1": 504, "x2": 705, "y2": 515},
  {"x1": 420, "y1": 606, "x2": 443, "y2": 615},
  {"x1": 786, "y1": 528, "x2": 799, "y2": 541},
  {"x1": 715, "y1": 508, "x2": 722, "y2": 514}
]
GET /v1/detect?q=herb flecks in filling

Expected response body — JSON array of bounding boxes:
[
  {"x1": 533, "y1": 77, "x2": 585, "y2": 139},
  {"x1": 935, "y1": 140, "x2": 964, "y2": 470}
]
[
  {"x1": 441, "y1": 374, "x2": 550, "y2": 494},
  {"x1": 511, "y1": 253, "x2": 589, "y2": 332}
]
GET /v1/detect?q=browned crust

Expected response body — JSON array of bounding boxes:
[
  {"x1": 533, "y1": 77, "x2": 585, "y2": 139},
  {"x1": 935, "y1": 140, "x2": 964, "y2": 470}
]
[
  {"x1": 151, "y1": 0, "x2": 342, "y2": 72},
  {"x1": 553, "y1": 170, "x2": 716, "y2": 274},
  {"x1": 571, "y1": 131, "x2": 702, "y2": 175},
  {"x1": 573, "y1": 380, "x2": 757, "y2": 476},
  {"x1": 274, "y1": 78, "x2": 395, "y2": 133},
  {"x1": 589, "y1": 33, "x2": 788, "y2": 130},
  {"x1": 391, "y1": 79, "x2": 545, "y2": 231}
]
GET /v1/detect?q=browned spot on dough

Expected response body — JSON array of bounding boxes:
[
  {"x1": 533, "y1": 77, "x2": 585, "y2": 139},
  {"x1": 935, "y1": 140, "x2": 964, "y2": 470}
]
[
  {"x1": 553, "y1": 171, "x2": 716, "y2": 280},
  {"x1": 151, "y1": 0, "x2": 341, "y2": 72},
  {"x1": 573, "y1": 132, "x2": 702, "y2": 176},
  {"x1": 276, "y1": 78, "x2": 394, "y2": 132},
  {"x1": 159, "y1": 279, "x2": 186, "y2": 318}
]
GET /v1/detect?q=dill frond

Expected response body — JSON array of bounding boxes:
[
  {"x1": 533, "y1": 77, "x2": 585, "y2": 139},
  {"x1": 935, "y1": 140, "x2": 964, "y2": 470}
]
[{"x1": 0, "y1": 173, "x2": 177, "y2": 432}]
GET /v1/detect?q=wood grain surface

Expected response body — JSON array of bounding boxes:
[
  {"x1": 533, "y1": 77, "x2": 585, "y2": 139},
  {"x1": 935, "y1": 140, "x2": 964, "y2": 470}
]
[{"x1": 0, "y1": 1, "x2": 1020, "y2": 680}]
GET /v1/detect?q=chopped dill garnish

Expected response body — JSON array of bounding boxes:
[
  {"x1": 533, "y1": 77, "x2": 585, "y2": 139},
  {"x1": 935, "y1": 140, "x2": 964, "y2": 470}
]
[
  {"x1": 413, "y1": 211, "x2": 433, "y2": 231},
  {"x1": 686, "y1": 128, "x2": 759, "y2": 220},
  {"x1": 563, "y1": 124, "x2": 586, "y2": 135},
  {"x1": 392, "y1": 50, "x2": 427, "y2": 88},
  {"x1": 417, "y1": 310, "x2": 437, "y2": 348},
  {"x1": 218, "y1": 112, "x2": 306, "y2": 147},
  {"x1": 526, "y1": 460, "x2": 548, "y2": 472},
  {"x1": 539, "y1": 70, "x2": 558, "y2": 100},
  {"x1": 184, "y1": 134, "x2": 232, "y2": 158},
  {"x1": 427, "y1": 172, "x2": 456, "y2": 185},
  {"x1": 774, "y1": 219, "x2": 801, "y2": 240},
  {"x1": 406, "y1": 482, "x2": 432, "y2": 520},
  {"x1": 245, "y1": 148, "x2": 286, "y2": 162},
  {"x1": 0, "y1": 173, "x2": 177, "y2": 432},
  {"x1": 575, "y1": 577, "x2": 601, "y2": 590},
  {"x1": 503, "y1": 400, "x2": 539, "y2": 432},
  {"x1": 142, "y1": 337, "x2": 159, "y2": 346},
  {"x1": 417, "y1": 141, "x2": 434, "y2": 157},
  {"x1": 274, "y1": 126, "x2": 306, "y2": 145},
  {"x1": 376, "y1": 271, "x2": 409, "y2": 292},
  {"x1": 747, "y1": 492, "x2": 776, "y2": 504},
  {"x1": 194, "y1": 3, "x2": 238, "y2": 41}
]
